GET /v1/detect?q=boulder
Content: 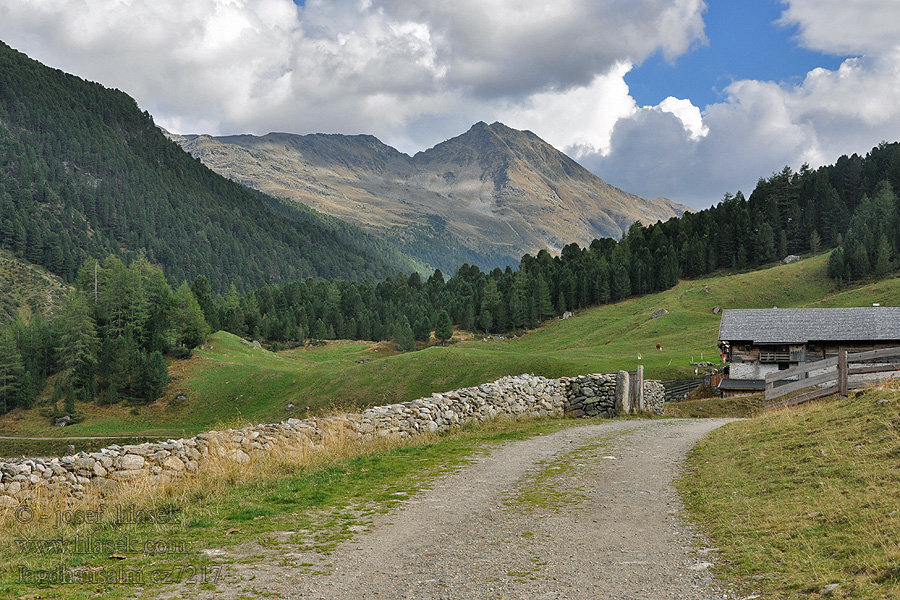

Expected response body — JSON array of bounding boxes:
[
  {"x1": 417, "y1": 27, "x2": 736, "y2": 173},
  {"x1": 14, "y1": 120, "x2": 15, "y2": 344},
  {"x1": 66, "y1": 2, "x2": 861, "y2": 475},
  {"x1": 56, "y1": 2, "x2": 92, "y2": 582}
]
[{"x1": 117, "y1": 454, "x2": 146, "y2": 470}]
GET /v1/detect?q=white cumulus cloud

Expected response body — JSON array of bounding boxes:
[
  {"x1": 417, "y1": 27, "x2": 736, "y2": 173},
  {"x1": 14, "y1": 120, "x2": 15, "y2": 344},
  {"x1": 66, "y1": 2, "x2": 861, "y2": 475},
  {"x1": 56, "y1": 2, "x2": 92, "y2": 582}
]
[
  {"x1": 4, "y1": 0, "x2": 900, "y2": 213},
  {"x1": 0, "y1": 0, "x2": 707, "y2": 149},
  {"x1": 779, "y1": 0, "x2": 900, "y2": 55}
]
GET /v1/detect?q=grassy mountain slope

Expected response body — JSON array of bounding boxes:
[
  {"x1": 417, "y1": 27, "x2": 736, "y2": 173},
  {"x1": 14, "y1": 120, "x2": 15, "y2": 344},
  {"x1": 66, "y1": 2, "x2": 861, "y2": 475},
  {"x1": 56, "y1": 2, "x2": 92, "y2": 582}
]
[
  {"x1": 5, "y1": 251, "x2": 899, "y2": 446},
  {"x1": 0, "y1": 250, "x2": 68, "y2": 322},
  {"x1": 682, "y1": 386, "x2": 900, "y2": 598},
  {"x1": 171, "y1": 122, "x2": 689, "y2": 272},
  {"x1": 0, "y1": 41, "x2": 417, "y2": 291}
]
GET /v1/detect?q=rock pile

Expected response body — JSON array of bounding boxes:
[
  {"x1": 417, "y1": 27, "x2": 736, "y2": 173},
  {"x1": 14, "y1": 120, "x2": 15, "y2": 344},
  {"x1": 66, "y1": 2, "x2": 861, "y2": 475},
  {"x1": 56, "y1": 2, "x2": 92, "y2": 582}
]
[{"x1": 0, "y1": 372, "x2": 666, "y2": 506}]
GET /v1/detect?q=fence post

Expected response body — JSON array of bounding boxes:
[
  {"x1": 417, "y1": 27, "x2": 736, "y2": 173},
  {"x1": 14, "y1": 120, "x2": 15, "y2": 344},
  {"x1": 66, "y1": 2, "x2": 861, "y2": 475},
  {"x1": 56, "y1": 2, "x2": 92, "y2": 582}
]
[
  {"x1": 637, "y1": 365, "x2": 644, "y2": 412},
  {"x1": 839, "y1": 350, "x2": 848, "y2": 397}
]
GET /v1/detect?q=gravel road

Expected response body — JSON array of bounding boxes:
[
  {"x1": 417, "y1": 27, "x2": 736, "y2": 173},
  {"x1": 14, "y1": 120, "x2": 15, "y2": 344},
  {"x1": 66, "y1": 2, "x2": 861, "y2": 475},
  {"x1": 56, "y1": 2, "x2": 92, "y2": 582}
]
[{"x1": 163, "y1": 418, "x2": 738, "y2": 600}]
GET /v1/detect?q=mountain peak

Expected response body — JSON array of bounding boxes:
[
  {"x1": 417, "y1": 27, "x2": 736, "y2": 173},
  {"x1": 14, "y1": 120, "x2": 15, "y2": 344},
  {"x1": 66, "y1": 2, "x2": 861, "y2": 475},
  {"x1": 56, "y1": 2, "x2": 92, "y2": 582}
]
[{"x1": 172, "y1": 121, "x2": 690, "y2": 271}]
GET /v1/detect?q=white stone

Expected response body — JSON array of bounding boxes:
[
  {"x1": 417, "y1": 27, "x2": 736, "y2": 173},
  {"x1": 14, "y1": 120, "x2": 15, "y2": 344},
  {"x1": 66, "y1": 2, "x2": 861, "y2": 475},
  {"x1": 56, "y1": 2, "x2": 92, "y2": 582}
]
[{"x1": 118, "y1": 454, "x2": 146, "y2": 470}]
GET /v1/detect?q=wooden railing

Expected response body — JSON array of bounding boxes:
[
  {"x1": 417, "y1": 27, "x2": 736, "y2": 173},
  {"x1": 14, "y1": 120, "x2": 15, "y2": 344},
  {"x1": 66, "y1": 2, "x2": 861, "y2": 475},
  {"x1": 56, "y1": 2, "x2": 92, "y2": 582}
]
[
  {"x1": 760, "y1": 351, "x2": 791, "y2": 363},
  {"x1": 662, "y1": 373, "x2": 724, "y2": 402},
  {"x1": 764, "y1": 347, "x2": 900, "y2": 409}
]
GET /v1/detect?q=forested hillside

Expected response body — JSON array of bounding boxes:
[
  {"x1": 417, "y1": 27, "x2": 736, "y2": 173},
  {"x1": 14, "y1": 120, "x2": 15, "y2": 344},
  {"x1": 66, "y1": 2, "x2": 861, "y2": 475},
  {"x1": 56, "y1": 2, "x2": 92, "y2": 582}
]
[
  {"x1": 0, "y1": 256, "x2": 208, "y2": 415},
  {"x1": 0, "y1": 41, "x2": 417, "y2": 292},
  {"x1": 3, "y1": 140, "x2": 900, "y2": 418}
]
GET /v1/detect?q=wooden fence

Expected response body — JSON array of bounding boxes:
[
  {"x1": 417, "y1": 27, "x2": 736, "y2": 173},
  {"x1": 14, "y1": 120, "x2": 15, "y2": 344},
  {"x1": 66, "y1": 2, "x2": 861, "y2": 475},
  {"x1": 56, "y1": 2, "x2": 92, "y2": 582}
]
[
  {"x1": 764, "y1": 347, "x2": 900, "y2": 409},
  {"x1": 661, "y1": 372, "x2": 724, "y2": 402}
]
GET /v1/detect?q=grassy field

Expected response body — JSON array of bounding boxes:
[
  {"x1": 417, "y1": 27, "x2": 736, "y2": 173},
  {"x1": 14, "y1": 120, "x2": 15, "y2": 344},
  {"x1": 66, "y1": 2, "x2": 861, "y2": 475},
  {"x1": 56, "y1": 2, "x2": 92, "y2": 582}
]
[
  {"x1": 6, "y1": 251, "x2": 900, "y2": 450},
  {"x1": 680, "y1": 387, "x2": 900, "y2": 599}
]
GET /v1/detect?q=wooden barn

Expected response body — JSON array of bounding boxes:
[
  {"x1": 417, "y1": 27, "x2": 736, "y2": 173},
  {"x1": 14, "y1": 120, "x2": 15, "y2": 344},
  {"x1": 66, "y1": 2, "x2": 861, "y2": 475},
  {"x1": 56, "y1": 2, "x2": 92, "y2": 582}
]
[{"x1": 716, "y1": 307, "x2": 900, "y2": 396}]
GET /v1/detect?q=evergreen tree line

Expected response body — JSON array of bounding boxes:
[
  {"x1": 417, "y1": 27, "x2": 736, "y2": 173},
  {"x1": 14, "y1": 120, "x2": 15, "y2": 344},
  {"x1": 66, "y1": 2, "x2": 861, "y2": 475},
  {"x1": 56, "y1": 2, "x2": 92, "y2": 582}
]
[
  {"x1": 644, "y1": 142, "x2": 900, "y2": 280},
  {"x1": 0, "y1": 256, "x2": 209, "y2": 416},
  {"x1": 827, "y1": 180, "x2": 900, "y2": 284}
]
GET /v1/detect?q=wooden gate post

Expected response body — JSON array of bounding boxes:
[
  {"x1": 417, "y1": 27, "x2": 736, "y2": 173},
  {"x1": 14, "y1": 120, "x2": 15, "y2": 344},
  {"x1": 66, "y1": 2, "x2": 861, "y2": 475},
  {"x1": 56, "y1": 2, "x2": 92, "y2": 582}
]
[{"x1": 839, "y1": 350, "x2": 848, "y2": 397}]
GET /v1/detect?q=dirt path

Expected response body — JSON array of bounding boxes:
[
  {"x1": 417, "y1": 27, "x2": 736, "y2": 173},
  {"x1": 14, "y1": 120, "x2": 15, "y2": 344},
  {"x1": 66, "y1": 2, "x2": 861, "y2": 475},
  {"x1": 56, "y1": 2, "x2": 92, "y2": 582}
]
[{"x1": 165, "y1": 418, "x2": 738, "y2": 600}]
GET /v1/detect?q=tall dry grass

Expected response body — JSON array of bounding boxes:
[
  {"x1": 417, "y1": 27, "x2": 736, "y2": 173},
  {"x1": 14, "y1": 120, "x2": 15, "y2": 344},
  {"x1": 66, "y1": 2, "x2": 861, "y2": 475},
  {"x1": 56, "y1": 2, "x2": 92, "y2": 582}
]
[{"x1": 1, "y1": 418, "x2": 430, "y2": 560}]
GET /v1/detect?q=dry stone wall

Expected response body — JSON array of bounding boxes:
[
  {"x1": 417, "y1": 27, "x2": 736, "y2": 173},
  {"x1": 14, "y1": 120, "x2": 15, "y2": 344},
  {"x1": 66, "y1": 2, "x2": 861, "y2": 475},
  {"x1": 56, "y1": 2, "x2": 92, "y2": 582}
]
[
  {"x1": 565, "y1": 374, "x2": 617, "y2": 417},
  {"x1": 0, "y1": 373, "x2": 665, "y2": 506}
]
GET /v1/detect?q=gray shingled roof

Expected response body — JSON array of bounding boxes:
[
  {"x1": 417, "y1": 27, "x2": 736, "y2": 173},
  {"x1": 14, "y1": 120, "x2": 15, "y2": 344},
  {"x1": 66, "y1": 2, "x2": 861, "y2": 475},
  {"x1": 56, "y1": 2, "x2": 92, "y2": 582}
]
[
  {"x1": 718, "y1": 378, "x2": 766, "y2": 391},
  {"x1": 718, "y1": 307, "x2": 900, "y2": 344}
]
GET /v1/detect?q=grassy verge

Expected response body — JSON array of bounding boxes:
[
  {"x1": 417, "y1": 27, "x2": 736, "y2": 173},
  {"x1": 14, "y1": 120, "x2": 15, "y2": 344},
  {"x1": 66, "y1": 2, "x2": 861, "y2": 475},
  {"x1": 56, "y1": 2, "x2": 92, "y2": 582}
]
[
  {"x1": 679, "y1": 388, "x2": 900, "y2": 599},
  {"x1": 664, "y1": 394, "x2": 764, "y2": 419},
  {"x1": 0, "y1": 416, "x2": 591, "y2": 600}
]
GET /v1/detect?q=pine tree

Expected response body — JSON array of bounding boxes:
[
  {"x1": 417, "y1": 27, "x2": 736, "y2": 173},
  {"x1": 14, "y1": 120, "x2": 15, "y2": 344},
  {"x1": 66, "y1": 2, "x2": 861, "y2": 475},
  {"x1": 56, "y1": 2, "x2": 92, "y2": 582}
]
[
  {"x1": 413, "y1": 316, "x2": 432, "y2": 342},
  {"x1": 479, "y1": 308, "x2": 493, "y2": 334},
  {"x1": 827, "y1": 246, "x2": 848, "y2": 285},
  {"x1": 777, "y1": 229, "x2": 788, "y2": 258},
  {"x1": 171, "y1": 282, "x2": 210, "y2": 350},
  {"x1": 57, "y1": 290, "x2": 99, "y2": 398},
  {"x1": 0, "y1": 327, "x2": 25, "y2": 414},
  {"x1": 610, "y1": 262, "x2": 631, "y2": 301},
  {"x1": 393, "y1": 316, "x2": 414, "y2": 351},
  {"x1": 310, "y1": 318, "x2": 327, "y2": 340},
  {"x1": 480, "y1": 278, "x2": 502, "y2": 332},
  {"x1": 435, "y1": 310, "x2": 453, "y2": 346},
  {"x1": 533, "y1": 274, "x2": 554, "y2": 320},
  {"x1": 809, "y1": 230, "x2": 822, "y2": 253},
  {"x1": 755, "y1": 223, "x2": 776, "y2": 263},
  {"x1": 191, "y1": 275, "x2": 219, "y2": 331},
  {"x1": 137, "y1": 350, "x2": 169, "y2": 404},
  {"x1": 875, "y1": 233, "x2": 892, "y2": 277}
]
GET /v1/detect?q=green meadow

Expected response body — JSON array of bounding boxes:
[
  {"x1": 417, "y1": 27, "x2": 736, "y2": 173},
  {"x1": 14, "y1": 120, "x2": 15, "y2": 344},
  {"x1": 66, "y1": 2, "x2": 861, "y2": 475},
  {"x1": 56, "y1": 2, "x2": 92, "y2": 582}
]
[{"x1": 3, "y1": 252, "x2": 899, "y2": 449}]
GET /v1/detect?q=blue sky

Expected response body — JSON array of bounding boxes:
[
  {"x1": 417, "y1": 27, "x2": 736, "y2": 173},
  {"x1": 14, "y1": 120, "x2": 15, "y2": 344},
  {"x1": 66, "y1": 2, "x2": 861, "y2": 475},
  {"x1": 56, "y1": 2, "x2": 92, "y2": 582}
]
[
  {"x1": 627, "y1": 0, "x2": 847, "y2": 109},
  {"x1": 1, "y1": 0, "x2": 899, "y2": 209}
]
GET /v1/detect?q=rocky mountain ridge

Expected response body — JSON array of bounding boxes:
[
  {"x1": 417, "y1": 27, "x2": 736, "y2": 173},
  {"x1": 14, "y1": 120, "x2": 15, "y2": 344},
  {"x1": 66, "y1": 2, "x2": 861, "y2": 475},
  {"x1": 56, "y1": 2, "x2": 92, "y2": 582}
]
[{"x1": 169, "y1": 122, "x2": 689, "y2": 271}]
